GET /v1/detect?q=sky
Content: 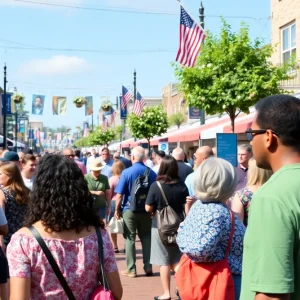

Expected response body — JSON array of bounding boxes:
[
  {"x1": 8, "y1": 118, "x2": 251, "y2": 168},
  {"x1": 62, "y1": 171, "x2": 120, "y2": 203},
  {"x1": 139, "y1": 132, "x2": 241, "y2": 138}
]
[{"x1": 0, "y1": 0, "x2": 271, "y2": 131}]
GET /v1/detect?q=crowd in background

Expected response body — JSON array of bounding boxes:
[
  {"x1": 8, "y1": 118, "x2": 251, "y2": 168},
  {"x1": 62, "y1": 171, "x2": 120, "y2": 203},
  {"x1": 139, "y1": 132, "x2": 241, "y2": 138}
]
[{"x1": 0, "y1": 94, "x2": 299, "y2": 300}]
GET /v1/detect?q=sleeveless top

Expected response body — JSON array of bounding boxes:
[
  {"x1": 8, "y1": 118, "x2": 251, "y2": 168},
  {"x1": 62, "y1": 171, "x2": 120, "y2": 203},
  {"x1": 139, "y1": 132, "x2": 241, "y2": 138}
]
[
  {"x1": 235, "y1": 187, "x2": 253, "y2": 227},
  {"x1": 2, "y1": 188, "x2": 27, "y2": 245}
]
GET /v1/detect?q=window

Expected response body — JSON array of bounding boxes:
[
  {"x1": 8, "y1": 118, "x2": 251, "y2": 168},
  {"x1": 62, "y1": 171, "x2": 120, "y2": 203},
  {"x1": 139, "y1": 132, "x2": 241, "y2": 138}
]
[{"x1": 282, "y1": 23, "x2": 296, "y2": 63}]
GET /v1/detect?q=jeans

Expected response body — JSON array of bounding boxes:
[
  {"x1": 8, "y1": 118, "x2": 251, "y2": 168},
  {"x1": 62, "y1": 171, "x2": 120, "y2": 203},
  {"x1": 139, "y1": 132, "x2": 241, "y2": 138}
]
[
  {"x1": 97, "y1": 203, "x2": 107, "y2": 219},
  {"x1": 122, "y1": 209, "x2": 152, "y2": 272},
  {"x1": 232, "y1": 274, "x2": 241, "y2": 300}
]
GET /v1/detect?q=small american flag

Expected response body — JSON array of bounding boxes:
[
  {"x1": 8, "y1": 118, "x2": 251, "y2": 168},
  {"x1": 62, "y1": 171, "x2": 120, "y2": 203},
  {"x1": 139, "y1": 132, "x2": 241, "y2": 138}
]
[
  {"x1": 175, "y1": 5, "x2": 206, "y2": 67},
  {"x1": 132, "y1": 92, "x2": 146, "y2": 117},
  {"x1": 102, "y1": 113, "x2": 108, "y2": 130},
  {"x1": 122, "y1": 86, "x2": 133, "y2": 109}
]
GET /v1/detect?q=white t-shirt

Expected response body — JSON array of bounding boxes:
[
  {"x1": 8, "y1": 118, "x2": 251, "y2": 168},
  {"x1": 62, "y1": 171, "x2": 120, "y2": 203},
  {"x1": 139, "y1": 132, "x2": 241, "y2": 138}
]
[
  {"x1": 22, "y1": 177, "x2": 34, "y2": 190},
  {"x1": 0, "y1": 207, "x2": 7, "y2": 226},
  {"x1": 152, "y1": 164, "x2": 160, "y2": 174}
]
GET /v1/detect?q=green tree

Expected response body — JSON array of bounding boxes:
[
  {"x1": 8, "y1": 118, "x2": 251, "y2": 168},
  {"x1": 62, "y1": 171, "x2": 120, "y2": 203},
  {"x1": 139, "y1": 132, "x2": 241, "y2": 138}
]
[
  {"x1": 127, "y1": 106, "x2": 169, "y2": 151},
  {"x1": 89, "y1": 127, "x2": 116, "y2": 146},
  {"x1": 174, "y1": 20, "x2": 291, "y2": 132},
  {"x1": 169, "y1": 112, "x2": 186, "y2": 129}
]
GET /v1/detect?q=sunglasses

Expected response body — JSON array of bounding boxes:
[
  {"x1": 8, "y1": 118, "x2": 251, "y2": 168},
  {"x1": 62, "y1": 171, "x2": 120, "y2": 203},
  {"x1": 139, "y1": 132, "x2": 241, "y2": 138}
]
[
  {"x1": 64, "y1": 154, "x2": 75, "y2": 158},
  {"x1": 245, "y1": 128, "x2": 279, "y2": 142}
]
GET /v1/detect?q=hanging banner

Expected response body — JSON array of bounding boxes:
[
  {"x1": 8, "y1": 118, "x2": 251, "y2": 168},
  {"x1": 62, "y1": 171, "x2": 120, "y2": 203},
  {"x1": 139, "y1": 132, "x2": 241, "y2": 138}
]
[
  {"x1": 104, "y1": 107, "x2": 116, "y2": 126},
  {"x1": 188, "y1": 107, "x2": 201, "y2": 119},
  {"x1": 1, "y1": 93, "x2": 13, "y2": 116},
  {"x1": 83, "y1": 121, "x2": 89, "y2": 137},
  {"x1": 120, "y1": 96, "x2": 127, "y2": 119},
  {"x1": 32, "y1": 95, "x2": 45, "y2": 115},
  {"x1": 85, "y1": 96, "x2": 93, "y2": 116},
  {"x1": 18, "y1": 119, "x2": 26, "y2": 133},
  {"x1": 52, "y1": 96, "x2": 67, "y2": 115}
]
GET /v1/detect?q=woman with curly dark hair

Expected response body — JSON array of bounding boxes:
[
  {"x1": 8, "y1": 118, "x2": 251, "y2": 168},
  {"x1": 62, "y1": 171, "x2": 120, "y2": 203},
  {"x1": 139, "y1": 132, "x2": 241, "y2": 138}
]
[{"x1": 6, "y1": 155, "x2": 122, "y2": 300}]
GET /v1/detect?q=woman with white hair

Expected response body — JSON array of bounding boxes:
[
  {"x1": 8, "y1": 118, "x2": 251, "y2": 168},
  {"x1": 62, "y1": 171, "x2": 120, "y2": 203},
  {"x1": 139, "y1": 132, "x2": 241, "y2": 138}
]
[{"x1": 176, "y1": 157, "x2": 245, "y2": 300}]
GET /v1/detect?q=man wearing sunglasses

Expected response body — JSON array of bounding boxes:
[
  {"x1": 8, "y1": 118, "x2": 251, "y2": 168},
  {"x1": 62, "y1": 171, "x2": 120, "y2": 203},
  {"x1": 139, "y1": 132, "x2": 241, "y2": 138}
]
[
  {"x1": 63, "y1": 148, "x2": 86, "y2": 175},
  {"x1": 241, "y1": 94, "x2": 300, "y2": 300}
]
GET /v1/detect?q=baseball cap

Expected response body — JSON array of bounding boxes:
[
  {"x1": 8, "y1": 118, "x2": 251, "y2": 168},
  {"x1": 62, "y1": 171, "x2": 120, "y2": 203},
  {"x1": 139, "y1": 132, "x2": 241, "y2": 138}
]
[{"x1": 0, "y1": 151, "x2": 20, "y2": 162}]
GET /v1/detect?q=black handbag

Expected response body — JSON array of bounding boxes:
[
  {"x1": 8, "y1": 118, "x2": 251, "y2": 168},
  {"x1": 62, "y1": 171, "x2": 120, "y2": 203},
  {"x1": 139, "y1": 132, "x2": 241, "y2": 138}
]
[{"x1": 156, "y1": 182, "x2": 183, "y2": 247}]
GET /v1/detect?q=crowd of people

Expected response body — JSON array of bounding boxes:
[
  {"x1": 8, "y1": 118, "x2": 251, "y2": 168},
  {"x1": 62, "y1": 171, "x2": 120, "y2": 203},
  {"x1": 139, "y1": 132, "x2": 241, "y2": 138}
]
[{"x1": 0, "y1": 93, "x2": 299, "y2": 300}]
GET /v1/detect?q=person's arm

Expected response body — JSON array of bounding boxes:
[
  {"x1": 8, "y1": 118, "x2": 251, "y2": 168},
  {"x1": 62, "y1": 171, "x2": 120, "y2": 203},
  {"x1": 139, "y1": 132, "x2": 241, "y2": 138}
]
[
  {"x1": 0, "y1": 190, "x2": 6, "y2": 251},
  {"x1": 255, "y1": 293, "x2": 290, "y2": 300},
  {"x1": 106, "y1": 271, "x2": 123, "y2": 300},
  {"x1": 145, "y1": 182, "x2": 157, "y2": 215},
  {"x1": 231, "y1": 193, "x2": 244, "y2": 222},
  {"x1": 0, "y1": 206, "x2": 8, "y2": 235},
  {"x1": 114, "y1": 194, "x2": 123, "y2": 219},
  {"x1": 9, "y1": 277, "x2": 31, "y2": 300},
  {"x1": 185, "y1": 196, "x2": 197, "y2": 215}
]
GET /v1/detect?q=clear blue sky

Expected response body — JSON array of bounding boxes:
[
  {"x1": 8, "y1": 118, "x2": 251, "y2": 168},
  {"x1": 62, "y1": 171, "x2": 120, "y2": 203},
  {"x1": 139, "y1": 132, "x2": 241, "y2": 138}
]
[{"x1": 0, "y1": 0, "x2": 270, "y2": 130}]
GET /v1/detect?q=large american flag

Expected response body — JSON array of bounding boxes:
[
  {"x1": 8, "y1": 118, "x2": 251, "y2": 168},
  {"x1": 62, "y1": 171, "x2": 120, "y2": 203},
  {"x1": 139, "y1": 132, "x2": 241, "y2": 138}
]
[
  {"x1": 132, "y1": 92, "x2": 146, "y2": 117},
  {"x1": 175, "y1": 5, "x2": 206, "y2": 67},
  {"x1": 121, "y1": 85, "x2": 133, "y2": 109}
]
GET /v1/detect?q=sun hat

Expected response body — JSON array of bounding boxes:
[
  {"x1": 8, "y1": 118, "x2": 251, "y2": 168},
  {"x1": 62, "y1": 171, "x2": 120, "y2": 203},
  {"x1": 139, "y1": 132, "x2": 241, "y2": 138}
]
[
  {"x1": 88, "y1": 159, "x2": 106, "y2": 171},
  {"x1": 0, "y1": 151, "x2": 20, "y2": 162}
]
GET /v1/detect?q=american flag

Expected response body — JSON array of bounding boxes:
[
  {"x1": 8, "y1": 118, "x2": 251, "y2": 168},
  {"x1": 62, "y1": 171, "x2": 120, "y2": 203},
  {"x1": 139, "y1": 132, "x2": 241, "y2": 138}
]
[
  {"x1": 175, "y1": 5, "x2": 206, "y2": 67},
  {"x1": 102, "y1": 113, "x2": 108, "y2": 130},
  {"x1": 104, "y1": 107, "x2": 117, "y2": 126},
  {"x1": 132, "y1": 92, "x2": 146, "y2": 117},
  {"x1": 122, "y1": 86, "x2": 133, "y2": 109}
]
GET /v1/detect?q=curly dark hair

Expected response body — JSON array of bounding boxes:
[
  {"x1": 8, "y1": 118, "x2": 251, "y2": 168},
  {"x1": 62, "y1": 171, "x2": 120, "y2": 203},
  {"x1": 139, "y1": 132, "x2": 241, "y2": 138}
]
[{"x1": 24, "y1": 154, "x2": 103, "y2": 232}]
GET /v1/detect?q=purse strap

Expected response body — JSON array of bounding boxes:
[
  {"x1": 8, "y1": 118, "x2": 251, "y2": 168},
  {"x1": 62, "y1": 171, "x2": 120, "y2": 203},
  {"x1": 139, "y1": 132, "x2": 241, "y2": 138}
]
[
  {"x1": 95, "y1": 227, "x2": 110, "y2": 290},
  {"x1": 28, "y1": 226, "x2": 76, "y2": 300},
  {"x1": 224, "y1": 210, "x2": 235, "y2": 258},
  {"x1": 156, "y1": 181, "x2": 169, "y2": 206}
]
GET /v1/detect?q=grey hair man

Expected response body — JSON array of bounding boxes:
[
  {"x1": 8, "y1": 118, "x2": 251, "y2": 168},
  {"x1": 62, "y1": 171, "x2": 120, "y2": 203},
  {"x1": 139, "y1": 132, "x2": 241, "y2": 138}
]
[
  {"x1": 114, "y1": 146, "x2": 157, "y2": 278},
  {"x1": 172, "y1": 147, "x2": 193, "y2": 182},
  {"x1": 235, "y1": 144, "x2": 253, "y2": 191}
]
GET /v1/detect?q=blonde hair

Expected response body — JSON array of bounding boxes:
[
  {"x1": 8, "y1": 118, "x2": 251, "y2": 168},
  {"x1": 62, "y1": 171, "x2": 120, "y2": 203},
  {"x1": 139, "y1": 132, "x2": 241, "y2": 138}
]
[
  {"x1": 0, "y1": 162, "x2": 30, "y2": 205},
  {"x1": 247, "y1": 157, "x2": 273, "y2": 186},
  {"x1": 112, "y1": 160, "x2": 125, "y2": 176}
]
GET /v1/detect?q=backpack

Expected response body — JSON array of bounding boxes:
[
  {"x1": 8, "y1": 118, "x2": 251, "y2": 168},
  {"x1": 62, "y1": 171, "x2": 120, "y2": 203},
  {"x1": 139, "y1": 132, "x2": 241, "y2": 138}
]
[
  {"x1": 175, "y1": 209, "x2": 235, "y2": 300},
  {"x1": 156, "y1": 181, "x2": 183, "y2": 246},
  {"x1": 130, "y1": 167, "x2": 151, "y2": 212}
]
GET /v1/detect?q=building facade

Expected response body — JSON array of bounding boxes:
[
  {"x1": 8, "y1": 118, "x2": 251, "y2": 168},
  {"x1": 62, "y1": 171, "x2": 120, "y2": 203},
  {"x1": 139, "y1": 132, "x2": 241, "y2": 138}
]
[{"x1": 271, "y1": 0, "x2": 300, "y2": 92}]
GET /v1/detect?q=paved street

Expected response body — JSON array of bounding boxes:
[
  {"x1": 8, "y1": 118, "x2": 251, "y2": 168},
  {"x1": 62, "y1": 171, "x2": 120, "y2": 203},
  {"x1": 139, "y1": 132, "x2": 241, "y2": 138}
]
[{"x1": 115, "y1": 238, "x2": 178, "y2": 300}]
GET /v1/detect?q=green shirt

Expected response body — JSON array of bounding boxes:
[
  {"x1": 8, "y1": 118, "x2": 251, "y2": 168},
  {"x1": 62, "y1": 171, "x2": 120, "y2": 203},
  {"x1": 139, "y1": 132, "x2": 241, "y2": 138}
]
[
  {"x1": 85, "y1": 173, "x2": 110, "y2": 208},
  {"x1": 241, "y1": 164, "x2": 300, "y2": 300}
]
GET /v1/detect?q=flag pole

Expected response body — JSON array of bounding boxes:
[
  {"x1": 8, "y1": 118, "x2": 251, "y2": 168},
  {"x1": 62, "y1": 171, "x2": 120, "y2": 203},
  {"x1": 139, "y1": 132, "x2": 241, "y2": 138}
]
[
  {"x1": 133, "y1": 69, "x2": 137, "y2": 106},
  {"x1": 176, "y1": 0, "x2": 205, "y2": 31},
  {"x1": 199, "y1": 2, "x2": 205, "y2": 126}
]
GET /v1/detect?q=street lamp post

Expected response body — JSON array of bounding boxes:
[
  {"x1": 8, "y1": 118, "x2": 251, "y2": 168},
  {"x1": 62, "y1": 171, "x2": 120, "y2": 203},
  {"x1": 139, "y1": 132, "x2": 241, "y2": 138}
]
[{"x1": 3, "y1": 64, "x2": 7, "y2": 149}]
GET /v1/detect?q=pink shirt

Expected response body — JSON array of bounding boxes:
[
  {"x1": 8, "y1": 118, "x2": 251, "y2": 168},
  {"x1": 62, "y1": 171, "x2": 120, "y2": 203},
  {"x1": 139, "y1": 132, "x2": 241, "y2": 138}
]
[
  {"x1": 7, "y1": 229, "x2": 117, "y2": 300},
  {"x1": 109, "y1": 175, "x2": 120, "y2": 200},
  {"x1": 75, "y1": 159, "x2": 87, "y2": 175}
]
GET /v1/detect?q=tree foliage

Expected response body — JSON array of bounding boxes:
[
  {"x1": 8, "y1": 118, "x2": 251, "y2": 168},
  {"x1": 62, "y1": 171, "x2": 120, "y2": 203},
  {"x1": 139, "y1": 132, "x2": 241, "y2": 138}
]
[
  {"x1": 169, "y1": 112, "x2": 186, "y2": 129},
  {"x1": 89, "y1": 127, "x2": 116, "y2": 146},
  {"x1": 127, "y1": 106, "x2": 169, "y2": 150},
  {"x1": 174, "y1": 20, "x2": 291, "y2": 132}
]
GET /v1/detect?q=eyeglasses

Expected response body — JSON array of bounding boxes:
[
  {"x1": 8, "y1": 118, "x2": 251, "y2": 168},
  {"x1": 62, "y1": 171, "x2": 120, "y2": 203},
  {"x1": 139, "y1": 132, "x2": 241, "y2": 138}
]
[
  {"x1": 245, "y1": 128, "x2": 279, "y2": 142},
  {"x1": 64, "y1": 154, "x2": 75, "y2": 158}
]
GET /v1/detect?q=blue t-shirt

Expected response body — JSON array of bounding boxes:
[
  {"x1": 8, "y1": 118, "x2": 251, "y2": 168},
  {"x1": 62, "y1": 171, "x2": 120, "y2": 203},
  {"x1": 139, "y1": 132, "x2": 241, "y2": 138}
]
[
  {"x1": 185, "y1": 172, "x2": 195, "y2": 196},
  {"x1": 101, "y1": 159, "x2": 114, "y2": 178},
  {"x1": 114, "y1": 162, "x2": 157, "y2": 212}
]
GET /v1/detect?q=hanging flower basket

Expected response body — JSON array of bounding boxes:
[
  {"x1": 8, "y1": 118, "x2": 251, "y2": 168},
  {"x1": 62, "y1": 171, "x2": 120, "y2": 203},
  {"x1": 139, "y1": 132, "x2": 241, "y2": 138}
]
[
  {"x1": 12, "y1": 93, "x2": 24, "y2": 104},
  {"x1": 101, "y1": 101, "x2": 112, "y2": 111},
  {"x1": 73, "y1": 97, "x2": 87, "y2": 108}
]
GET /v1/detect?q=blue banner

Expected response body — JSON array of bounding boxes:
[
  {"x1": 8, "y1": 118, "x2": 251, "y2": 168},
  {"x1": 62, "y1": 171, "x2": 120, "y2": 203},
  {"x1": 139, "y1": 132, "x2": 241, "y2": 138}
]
[
  {"x1": 120, "y1": 96, "x2": 127, "y2": 119},
  {"x1": 18, "y1": 119, "x2": 26, "y2": 133},
  {"x1": 188, "y1": 106, "x2": 201, "y2": 119},
  {"x1": 216, "y1": 133, "x2": 238, "y2": 167},
  {"x1": 1, "y1": 93, "x2": 13, "y2": 116}
]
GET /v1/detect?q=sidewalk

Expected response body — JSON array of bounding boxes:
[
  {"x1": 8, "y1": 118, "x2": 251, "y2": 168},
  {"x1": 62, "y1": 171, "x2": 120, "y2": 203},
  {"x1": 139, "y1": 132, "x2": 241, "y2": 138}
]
[{"x1": 115, "y1": 238, "x2": 178, "y2": 300}]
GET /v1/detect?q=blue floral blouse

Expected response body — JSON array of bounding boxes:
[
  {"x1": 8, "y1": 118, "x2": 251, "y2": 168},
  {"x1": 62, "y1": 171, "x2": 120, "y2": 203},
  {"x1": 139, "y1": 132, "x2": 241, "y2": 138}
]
[{"x1": 176, "y1": 201, "x2": 245, "y2": 275}]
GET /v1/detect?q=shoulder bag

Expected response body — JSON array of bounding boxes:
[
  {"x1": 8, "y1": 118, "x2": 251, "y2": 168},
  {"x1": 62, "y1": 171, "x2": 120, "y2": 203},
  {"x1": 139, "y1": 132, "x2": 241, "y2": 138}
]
[
  {"x1": 156, "y1": 181, "x2": 183, "y2": 247},
  {"x1": 28, "y1": 226, "x2": 114, "y2": 300},
  {"x1": 175, "y1": 209, "x2": 235, "y2": 300}
]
